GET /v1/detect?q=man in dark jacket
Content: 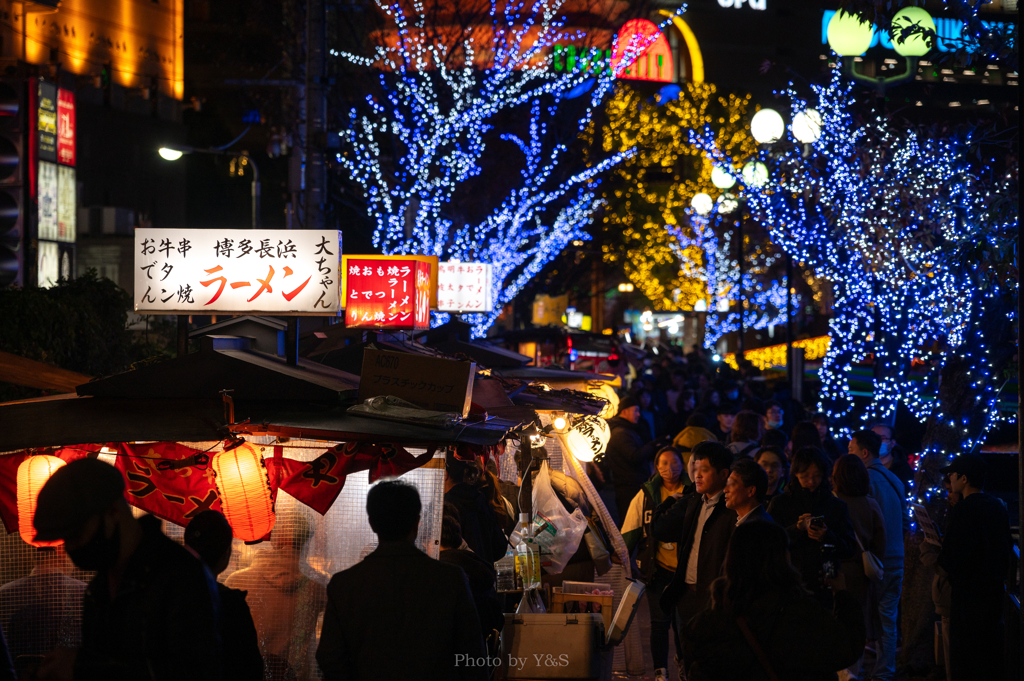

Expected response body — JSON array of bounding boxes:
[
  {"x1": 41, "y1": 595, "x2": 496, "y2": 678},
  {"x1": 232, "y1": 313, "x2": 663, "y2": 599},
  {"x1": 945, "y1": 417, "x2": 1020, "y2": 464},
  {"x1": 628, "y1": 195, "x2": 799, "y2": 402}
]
[
  {"x1": 444, "y1": 451, "x2": 508, "y2": 563},
  {"x1": 185, "y1": 511, "x2": 264, "y2": 681},
  {"x1": 725, "y1": 459, "x2": 773, "y2": 526},
  {"x1": 938, "y1": 454, "x2": 1013, "y2": 681},
  {"x1": 439, "y1": 510, "x2": 504, "y2": 651},
  {"x1": 317, "y1": 480, "x2": 486, "y2": 681},
  {"x1": 32, "y1": 458, "x2": 222, "y2": 681},
  {"x1": 607, "y1": 396, "x2": 655, "y2": 523},
  {"x1": 651, "y1": 442, "x2": 736, "y2": 650}
]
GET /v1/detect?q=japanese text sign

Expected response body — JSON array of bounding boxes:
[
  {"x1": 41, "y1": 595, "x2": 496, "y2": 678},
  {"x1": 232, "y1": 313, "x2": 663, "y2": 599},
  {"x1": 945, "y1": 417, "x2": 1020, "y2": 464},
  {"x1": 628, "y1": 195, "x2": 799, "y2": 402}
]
[
  {"x1": 37, "y1": 81, "x2": 56, "y2": 163},
  {"x1": 437, "y1": 262, "x2": 493, "y2": 313},
  {"x1": 57, "y1": 88, "x2": 74, "y2": 166},
  {"x1": 346, "y1": 258, "x2": 431, "y2": 329},
  {"x1": 134, "y1": 228, "x2": 342, "y2": 315},
  {"x1": 341, "y1": 254, "x2": 439, "y2": 307},
  {"x1": 359, "y1": 348, "x2": 476, "y2": 416}
]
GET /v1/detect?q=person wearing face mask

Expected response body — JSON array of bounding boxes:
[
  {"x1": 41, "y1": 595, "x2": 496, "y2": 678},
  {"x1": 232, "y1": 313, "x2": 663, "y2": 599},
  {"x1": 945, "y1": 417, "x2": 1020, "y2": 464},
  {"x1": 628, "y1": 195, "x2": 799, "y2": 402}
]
[
  {"x1": 621, "y1": 447, "x2": 691, "y2": 681},
  {"x1": 764, "y1": 400, "x2": 788, "y2": 437},
  {"x1": 767, "y1": 447, "x2": 855, "y2": 605},
  {"x1": 32, "y1": 458, "x2": 222, "y2": 681},
  {"x1": 870, "y1": 423, "x2": 914, "y2": 493}
]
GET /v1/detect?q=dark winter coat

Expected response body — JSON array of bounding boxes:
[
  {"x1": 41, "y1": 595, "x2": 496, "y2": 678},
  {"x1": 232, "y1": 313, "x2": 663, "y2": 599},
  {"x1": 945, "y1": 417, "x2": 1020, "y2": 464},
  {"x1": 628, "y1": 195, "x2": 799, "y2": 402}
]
[
  {"x1": 682, "y1": 588, "x2": 865, "y2": 681},
  {"x1": 445, "y1": 483, "x2": 509, "y2": 563},
  {"x1": 621, "y1": 475, "x2": 694, "y2": 582},
  {"x1": 767, "y1": 485, "x2": 855, "y2": 598},
  {"x1": 439, "y1": 548, "x2": 505, "y2": 643},
  {"x1": 652, "y1": 491, "x2": 737, "y2": 613},
  {"x1": 77, "y1": 520, "x2": 222, "y2": 681},
  {"x1": 218, "y1": 584, "x2": 264, "y2": 681}
]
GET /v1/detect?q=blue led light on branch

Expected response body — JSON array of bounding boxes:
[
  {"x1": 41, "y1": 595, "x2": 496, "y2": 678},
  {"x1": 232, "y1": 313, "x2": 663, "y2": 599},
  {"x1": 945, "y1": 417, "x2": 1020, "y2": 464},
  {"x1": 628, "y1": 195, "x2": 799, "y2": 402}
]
[
  {"x1": 686, "y1": 68, "x2": 1017, "y2": 445},
  {"x1": 334, "y1": 1, "x2": 685, "y2": 337}
]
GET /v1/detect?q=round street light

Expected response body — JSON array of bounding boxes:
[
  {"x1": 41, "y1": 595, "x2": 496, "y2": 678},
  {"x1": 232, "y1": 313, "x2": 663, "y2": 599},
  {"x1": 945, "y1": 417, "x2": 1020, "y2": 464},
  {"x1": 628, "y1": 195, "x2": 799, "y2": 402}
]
[
  {"x1": 742, "y1": 161, "x2": 769, "y2": 188},
  {"x1": 711, "y1": 166, "x2": 737, "y2": 190},
  {"x1": 691, "y1": 192, "x2": 714, "y2": 216},
  {"x1": 158, "y1": 147, "x2": 184, "y2": 161},
  {"x1": 826, "y1": 10, "x2": 875, "y2": 56},
  {"x1": 891, "y1": 7, "x2": 935, "y2": 57},
  {"x1": 750, "y1": 108, "x2": 785, "y2": 144},
  {"x1": 716, "y1": 194, "x2": 740, "y2": 214},
  {"x1": 791, "y1": 109, "x2": 823, "y2": 144}
]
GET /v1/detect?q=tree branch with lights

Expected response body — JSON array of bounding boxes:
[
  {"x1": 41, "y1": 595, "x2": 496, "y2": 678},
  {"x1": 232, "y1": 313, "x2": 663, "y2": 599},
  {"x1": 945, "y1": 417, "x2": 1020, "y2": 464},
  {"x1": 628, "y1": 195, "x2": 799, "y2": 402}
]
[{"x1": 332, "y1": 1, "x2": 682, "y2": 336}]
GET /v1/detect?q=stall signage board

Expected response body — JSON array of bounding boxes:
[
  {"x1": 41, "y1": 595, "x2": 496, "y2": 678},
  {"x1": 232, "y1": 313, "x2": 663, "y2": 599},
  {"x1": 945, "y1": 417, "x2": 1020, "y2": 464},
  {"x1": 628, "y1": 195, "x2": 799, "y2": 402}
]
[
  {"x1": 359, "y1": 348, "x2": 475, "y2": 416},
  {"x1": 346, "y1": 257, "x2": 431, "y2": 329},
  {"x1": 437, "y1": 262, "x2": 493, "y2": 313},
  {"x1": 56, "y1": 89, "x2": 75, "y2": 166},
  {"x1": 37, "y1": 81, "x2": 57, "y2": 163},
  {"x1": 133, "y1": 228, "x2": 342, "y2": 315}
]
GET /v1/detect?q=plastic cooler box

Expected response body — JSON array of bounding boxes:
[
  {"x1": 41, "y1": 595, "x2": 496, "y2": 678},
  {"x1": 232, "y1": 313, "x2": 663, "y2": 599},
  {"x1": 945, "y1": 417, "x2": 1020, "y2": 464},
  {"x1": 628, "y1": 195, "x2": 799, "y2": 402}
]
[{"x1": 498, "y1": 612, "x2": 605, "y2": 680}]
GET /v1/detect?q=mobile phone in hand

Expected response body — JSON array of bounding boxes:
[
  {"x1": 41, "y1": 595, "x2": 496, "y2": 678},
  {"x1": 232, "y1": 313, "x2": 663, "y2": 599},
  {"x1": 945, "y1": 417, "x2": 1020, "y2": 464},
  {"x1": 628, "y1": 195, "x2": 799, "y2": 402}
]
[{"x1": 810, "y1": 516, "x2": 826, "y2": 529}]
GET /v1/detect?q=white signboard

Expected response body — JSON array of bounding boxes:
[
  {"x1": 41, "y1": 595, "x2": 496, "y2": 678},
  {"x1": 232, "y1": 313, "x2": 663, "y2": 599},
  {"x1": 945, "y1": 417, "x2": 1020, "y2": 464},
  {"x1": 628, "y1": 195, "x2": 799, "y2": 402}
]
[
  {"x1": 437, "y1": 261, "x2": 493, "y2": 313},
  {"x1": 134, "y1": 228, "x2": 342, "y2": 315},
  {"x1": 37, "y1": 241, "x2": 58, "y2": 289},
  {"x1": 57, "y1": 165, "x2": 76, "y2": 243},
  {"x1": 38, "y1": 161, "x2": 58, "y2": 241}
]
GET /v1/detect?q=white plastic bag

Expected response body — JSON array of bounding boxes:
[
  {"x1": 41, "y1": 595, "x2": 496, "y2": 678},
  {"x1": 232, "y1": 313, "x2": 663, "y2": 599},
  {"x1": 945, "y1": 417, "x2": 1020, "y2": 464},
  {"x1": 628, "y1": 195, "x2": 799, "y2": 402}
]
[{"x1": 531, "y1": 461, "x2": 588, "y2": 574}]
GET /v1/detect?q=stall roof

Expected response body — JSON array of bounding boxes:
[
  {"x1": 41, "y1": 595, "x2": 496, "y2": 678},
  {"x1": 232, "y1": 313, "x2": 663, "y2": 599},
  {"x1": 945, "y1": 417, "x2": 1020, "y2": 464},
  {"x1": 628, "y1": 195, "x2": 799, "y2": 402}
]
[
  {"x1": 79, "y1": 336, "x2": 360, "y2": 402},
  {"x1": 0, "y1": 394, "x2": 521, "y2": 450},
  {"x1": 497, "y1": 367, "x2": 615, "y2": 383},
  {"x1": 415, "y1": 319, "x2": 531, "y2": 369}
]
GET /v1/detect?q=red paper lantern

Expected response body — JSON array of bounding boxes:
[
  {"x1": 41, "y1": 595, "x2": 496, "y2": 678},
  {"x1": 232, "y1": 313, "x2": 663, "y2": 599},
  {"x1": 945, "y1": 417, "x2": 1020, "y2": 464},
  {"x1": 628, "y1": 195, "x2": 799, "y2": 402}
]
[
  {"x1": 18, "y1": 455, "x2": 66, "y2": 547},
  {"x1": 212, "y1": 443, "x2": 275, "y2": 542}
]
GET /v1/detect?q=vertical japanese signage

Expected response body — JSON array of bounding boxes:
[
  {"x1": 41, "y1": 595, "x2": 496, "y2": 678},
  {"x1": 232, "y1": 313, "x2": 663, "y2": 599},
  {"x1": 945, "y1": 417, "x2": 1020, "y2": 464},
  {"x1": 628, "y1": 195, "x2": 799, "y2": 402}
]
[
  {"x1": 35, "y1": 82, "x2": 75, "y2": 288},
  {"x1": 346, "y1": 258, "x2": 431, "y2": 329},
  {"x1": 437, "y1": 262, "x2": 493, "y2": 313},
  {"x1": 133, "y1": 228, "x2": 342, "y2": 314},
  {"x1": 36, "y1": 82, "x2": 56, "y2": 163},
  {"x1": 56, "y1": 89, "x2": 74, "y2": 166}
]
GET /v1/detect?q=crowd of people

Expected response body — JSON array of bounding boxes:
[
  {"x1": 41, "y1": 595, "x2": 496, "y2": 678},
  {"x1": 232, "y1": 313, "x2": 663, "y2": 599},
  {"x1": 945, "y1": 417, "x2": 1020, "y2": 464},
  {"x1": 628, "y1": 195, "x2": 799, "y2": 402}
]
[
  {"x1": 601, "y1": 345, "x2": 1014, "y2": 681},
  {"x1": 0, "y1": 344, "x2": 1008, "y2": 681}
]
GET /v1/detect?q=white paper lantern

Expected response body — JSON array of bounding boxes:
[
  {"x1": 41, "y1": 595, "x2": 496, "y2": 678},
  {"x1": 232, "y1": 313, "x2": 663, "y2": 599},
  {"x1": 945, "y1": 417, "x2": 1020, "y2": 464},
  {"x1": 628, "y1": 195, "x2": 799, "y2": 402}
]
[
  {"x1": 691, "y1": 192, "x2": 713, "y2": 215},
  {"x1": 750, "y1": 108, "x2": 785, "y2": 144},
  {"x1": 585, "y1": 382, "x2": 619, "y2": 419},
  {"x1": 792, "y1": 109, "x2": 823, "y2": 144},
  {"x1": 711, "y1": 166, "x2": 736, "y2": 190},
  {"x1": 566, "y1": 416, "x2": 610, "y2": 462}
]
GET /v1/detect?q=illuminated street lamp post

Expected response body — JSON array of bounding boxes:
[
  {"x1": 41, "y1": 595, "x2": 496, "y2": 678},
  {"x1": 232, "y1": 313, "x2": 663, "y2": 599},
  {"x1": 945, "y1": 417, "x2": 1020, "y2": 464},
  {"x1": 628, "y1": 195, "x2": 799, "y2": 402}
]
[{"x1": 158, "y1": 145, "x2": 261, "y2": 229}]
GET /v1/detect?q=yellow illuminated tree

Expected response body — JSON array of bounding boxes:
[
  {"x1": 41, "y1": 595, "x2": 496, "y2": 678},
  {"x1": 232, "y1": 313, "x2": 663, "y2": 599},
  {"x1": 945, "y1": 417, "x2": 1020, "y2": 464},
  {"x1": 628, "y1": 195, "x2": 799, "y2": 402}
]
[{"x1": 598, "y1": 83, "x2": 758, "y2": 310}]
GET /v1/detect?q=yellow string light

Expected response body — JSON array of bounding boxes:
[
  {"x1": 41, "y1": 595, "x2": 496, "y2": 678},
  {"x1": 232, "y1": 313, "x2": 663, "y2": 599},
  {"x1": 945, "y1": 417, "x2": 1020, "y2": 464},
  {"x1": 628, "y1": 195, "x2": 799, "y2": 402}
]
[
  {"x1": 598, "y1": 83, "x2": 758, "y2": 310},
  {"x1": 723, "y1": 335, "x2": 831, "y2": 370}
]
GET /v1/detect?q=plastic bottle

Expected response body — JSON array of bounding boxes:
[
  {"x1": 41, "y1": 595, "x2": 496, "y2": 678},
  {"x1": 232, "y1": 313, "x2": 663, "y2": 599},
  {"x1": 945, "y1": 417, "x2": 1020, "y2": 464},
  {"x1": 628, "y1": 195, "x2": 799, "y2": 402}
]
[
  {"x1": 514, "y1": 513, "x2": 541, "y2": 591},
  {"x1": 495, "y1": 548, "x2": 516, "y2": 592}
]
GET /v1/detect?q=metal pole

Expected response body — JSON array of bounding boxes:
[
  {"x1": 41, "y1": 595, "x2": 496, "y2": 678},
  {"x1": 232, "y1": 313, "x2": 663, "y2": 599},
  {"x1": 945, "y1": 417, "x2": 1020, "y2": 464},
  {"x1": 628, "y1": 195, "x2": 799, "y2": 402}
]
[
  {"x1": 285, "y1": 317, "x2": 299, "y2": 366},
  {"x1": 786, "y1": 253, "x2": 794, "y2": 390},
  {"x1": 305, "y1": 0, "x2": 327, "y2": 229},
  {"x1": 176, "y1": 315, "x2": 188, "y2": 357},
  {"x1": 736, "y1": 218, "x2": 745, "y2": 356},
  {"x1": 249, "y1": 156, "x2": 261, "y2": 229}
]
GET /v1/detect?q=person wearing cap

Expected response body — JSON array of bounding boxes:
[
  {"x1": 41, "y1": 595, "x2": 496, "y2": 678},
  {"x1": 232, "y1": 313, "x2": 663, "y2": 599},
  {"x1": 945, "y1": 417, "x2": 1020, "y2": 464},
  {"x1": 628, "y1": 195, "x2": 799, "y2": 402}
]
[
  {"x1": 606, "y1": 395, "x2": 652, "y2": 524},
  {"x1": 938, "y1": 454, "x2": 1012, "y2": 681},
  {"x1": 185, "y1": 511, "x2": 263, "y2": 681},
  {"x1": 32, "y1": 457, "x2": 222, "y2": 681}
]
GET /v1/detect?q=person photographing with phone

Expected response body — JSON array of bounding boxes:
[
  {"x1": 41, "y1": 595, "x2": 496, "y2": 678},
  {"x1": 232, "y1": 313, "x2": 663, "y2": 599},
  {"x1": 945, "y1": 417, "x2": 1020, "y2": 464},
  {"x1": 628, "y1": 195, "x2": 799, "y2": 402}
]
[{"x1": 767, "y1": 448, "x2": 855, "y2": 605}]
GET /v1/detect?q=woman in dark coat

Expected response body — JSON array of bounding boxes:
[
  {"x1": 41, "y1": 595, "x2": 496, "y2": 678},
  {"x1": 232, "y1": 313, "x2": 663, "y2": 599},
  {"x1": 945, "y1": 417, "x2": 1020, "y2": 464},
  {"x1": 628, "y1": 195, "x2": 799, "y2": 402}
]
[
  {"x1": 682, "y1": 522, "x2": 864, "y2": 681},
  {"x1": 767, "y1": 447, "x2": 855, "y2": 603}
]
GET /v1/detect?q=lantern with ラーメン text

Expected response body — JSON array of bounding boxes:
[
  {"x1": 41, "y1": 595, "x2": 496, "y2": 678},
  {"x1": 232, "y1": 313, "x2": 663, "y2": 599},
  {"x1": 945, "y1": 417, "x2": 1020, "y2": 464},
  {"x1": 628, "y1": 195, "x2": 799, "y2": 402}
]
[
  {"x1": 18, "y1": 455, "x2": 66, "y2": 547},
  {"x1": 212, "y1": 443, "x2": 276, "y2": 542}
]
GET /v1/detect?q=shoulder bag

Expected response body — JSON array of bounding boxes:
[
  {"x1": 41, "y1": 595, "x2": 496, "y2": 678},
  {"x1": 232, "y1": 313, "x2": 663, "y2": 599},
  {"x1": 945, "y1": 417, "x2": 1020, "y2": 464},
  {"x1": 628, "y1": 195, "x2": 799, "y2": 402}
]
[
  {"x1": 854, "y1": 532, "x2": 885, "y2": 581},
  {"x1": 736, "y1": 615, "x2": 780, "y2": 681}
]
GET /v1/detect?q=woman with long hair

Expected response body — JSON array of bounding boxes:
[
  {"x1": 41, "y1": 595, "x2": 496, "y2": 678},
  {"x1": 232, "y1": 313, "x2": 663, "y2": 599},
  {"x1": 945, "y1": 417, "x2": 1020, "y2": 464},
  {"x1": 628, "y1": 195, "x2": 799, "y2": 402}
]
[
  {"x1": 727, "y1": 411, "x2": 764, "y2": 459},
  {"x1": 682, "y1": 522, "x2": 865, "y2": 680},
  {"x1": 621, "y1": 446, "x2": 691, "y2": 681},
  {"x1": 832, "y1": 454, "x2": 887, "y2": 680},
  {"x1": 767, "y1": 447, "x2": 855, "y2": 603},
  {"x1": 754, "y1": 446, "x2": 789, "y2": 507},
  {"x1": 788, "y1": 421, "x2": 824, "y2": 461}
]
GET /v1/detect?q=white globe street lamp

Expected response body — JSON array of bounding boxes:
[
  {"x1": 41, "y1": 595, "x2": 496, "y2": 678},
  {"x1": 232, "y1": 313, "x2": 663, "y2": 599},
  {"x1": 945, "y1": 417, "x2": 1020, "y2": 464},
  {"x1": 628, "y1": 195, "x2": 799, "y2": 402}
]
[
  {"x1": 711, "y1": 166, "x2": 737, "y2": 190},
  {"x1": 691, "y1": 192, "x2": 713, "y2": 216},
  {"x1": 826, "y1": 10, "x2": 875, "y2": 56},
  {"x1": 791, "y1": 109, "x2": 823, "y2": 144},
  {"x1": 750, "y1": 108, "x2": 785, "y2": 144},
  {"x1": 742, "y1": 161, "x2": 768, "y2": 187}
]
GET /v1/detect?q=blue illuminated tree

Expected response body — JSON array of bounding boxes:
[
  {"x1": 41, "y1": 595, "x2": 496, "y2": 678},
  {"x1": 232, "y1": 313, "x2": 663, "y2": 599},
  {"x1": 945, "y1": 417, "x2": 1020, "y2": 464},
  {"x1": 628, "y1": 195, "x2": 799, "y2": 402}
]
[
  {"x1": 691, "y1": 70, "x2": 1016, "y2": 441},
  {"x1": 668, "y1": 210, "x2": 791, "y2": 349},
  {"x1": 333, "y1": 1, "x2": 679, "y2": 336}
]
